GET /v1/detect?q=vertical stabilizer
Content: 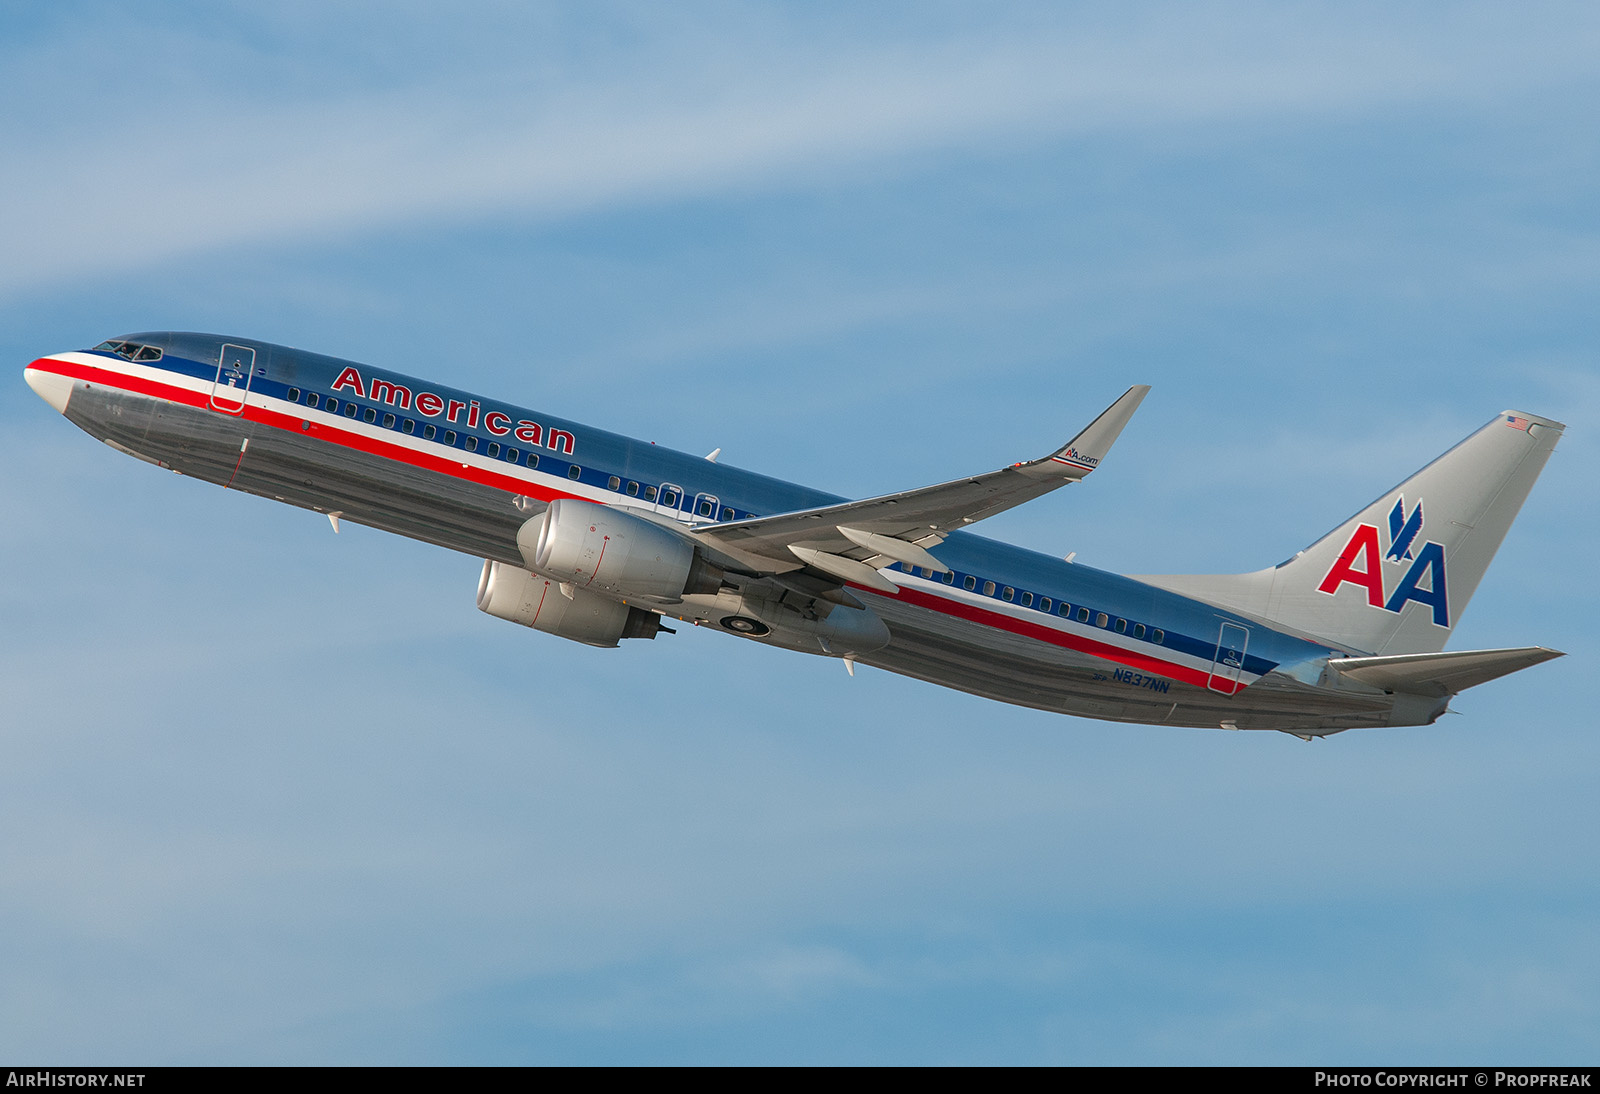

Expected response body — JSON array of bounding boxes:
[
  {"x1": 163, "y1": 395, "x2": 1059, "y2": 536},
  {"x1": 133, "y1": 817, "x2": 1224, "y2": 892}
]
[{"x1": 1136, "y1": 411, "x2": 1564, "y2": 655}]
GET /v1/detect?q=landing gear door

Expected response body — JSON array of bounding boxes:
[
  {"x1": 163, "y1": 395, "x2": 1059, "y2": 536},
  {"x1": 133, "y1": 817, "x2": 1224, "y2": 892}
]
[
  {"x1": 1208, "y1": 621, "x2": 1250, "y2": 694},
  {"x1": 211, "y1": 344, "x2": 256, "y2": 415}
]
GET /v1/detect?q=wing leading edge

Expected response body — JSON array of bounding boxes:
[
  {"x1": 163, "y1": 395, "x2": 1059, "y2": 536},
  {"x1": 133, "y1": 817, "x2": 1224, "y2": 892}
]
[{"x1": 692, "y1": 385, "x2": 1150, "y2": 583}]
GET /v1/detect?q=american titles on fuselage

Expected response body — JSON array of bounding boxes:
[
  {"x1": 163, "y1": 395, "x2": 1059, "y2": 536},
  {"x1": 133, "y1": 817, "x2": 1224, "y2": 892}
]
[{"x1": 330, "y1": 365, "x2": 575, "y2": 455}]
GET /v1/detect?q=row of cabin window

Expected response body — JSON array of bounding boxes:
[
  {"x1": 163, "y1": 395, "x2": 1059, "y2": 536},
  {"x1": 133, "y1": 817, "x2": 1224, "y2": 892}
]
[
  {"x1": 289, "y1": 387, "x2": 543, "y2": 468},
  {"x1": 288, "y1": 386, "x2": 745, "y2": 523},
  {"x1": 912, "y1": 565, "x2": 1165, "y2": 644}
]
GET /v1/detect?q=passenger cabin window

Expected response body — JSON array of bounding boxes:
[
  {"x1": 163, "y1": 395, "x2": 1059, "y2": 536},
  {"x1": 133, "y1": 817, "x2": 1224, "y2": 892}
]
[
  {"x1": 402, "y1": 419, "x2": 415, "y2": 435},
  {"x1": 1002, "y1": 586, "x2": 1014, "y2": 602},
  {"x1": 504, "y1": 446, "x2": 517, "y2": 462},
  {"x1": 487, "y1": 442, "x2": 500, "y2": 458},
  {"x1": 306, "y1": 393, "x2": 320, "y2": 409},
  {"x1": 697, "y1": 499, "x2": 714, "y2": 517},
  {"x1": 423, "y1": 424, "x2": 436, "y2": 440},
  {"x1": 1153, "y1": 629, "x2": 1165, "y2": 644},
  {"x1": 1077, "y1": 607, "x2": 1090, "y2": 623},
  {"x1": 1038, "y1": 596, "x2": 1050, "y2": 612},
  {"x1": 662, "y1": 488, "x2": 680, "y2": 507},
  {"x1": 1134, "y1": 623, "x2": 1146, "y2": 639},
  {"x1": 465, "y1": 437, "x2": 478, "y2": 453},
  {"x1": 326, "y1": 397, "x2": 338, "y2": 413},
  {"x1": 568, "y1": 464, "x2": 582, "y2": 480},
  {"x1": 964, "y1": 576, "x2": 977, "y2": 591},
  {"x1": 363, "y1": 408, "x2": 377, "y2": 423},
  {"x1": 443, "y1": 430, "x2": 457, "y2": 445},
  {"x1": 1057, "y1": 602, "x2": 1070, "y2": 616},
  {"x1": 1115, "y1": 618, "x2": 1127, "y2": 634},
  {"x1": 642, "y1": 485, "x2": 656, "y2": 501},
  {"x1": 383, "y1": 413, "x2": 396, "y2": 428},
  {"x1": 942, "y1": 571, "x2": 955, "y2": 585},
  {"x1": 608, "y1": 476, "x2": 621, "y2": 490},
  {"x1": 288, "y1": 387, "x2": 301, "y2": 402},
  {"x1": 1095, "y1": 612, "x2": 1109, "y2": 628},
  {"x1": 982, "y1": 581, "x2": 996, "y2": 596},
  {"x1": 345, "y1": 403, "x2": 358, "y2": 418},
  {"x1": 527, "y1": 454, "x2": 539, "y2": 469},
  {"x1": 626, "y1": 482, "x2": 639, "y2": 497},
  {"x1": 1020, "y1": 592, "x2": 1033, "y2": 607},
  {"x1": 722, "y1": 508, "x2": 735, "y2": 521}
]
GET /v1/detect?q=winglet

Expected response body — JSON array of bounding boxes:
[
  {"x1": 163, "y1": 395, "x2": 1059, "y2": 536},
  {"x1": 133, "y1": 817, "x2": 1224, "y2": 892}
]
[{"x1": 1039, "y1": 385, "x2": 1150, "y2": 479}]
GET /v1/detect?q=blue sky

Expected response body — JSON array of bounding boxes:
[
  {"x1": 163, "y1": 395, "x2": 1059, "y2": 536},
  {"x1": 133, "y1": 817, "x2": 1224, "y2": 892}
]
[{"x1": 1, "y1": 1, "x2": 1596, "y2": 1064}]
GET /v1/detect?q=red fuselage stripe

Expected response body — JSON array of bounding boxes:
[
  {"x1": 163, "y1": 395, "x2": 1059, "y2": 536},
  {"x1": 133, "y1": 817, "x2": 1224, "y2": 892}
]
[{"x1": 871, "y1": 581, "x2": 1234, "y2": 692}]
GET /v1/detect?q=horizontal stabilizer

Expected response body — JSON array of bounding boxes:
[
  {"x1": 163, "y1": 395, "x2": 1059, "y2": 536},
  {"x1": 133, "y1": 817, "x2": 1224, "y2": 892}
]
[{"x1": 1329, "y1": 646, "x2": 1563, "y2": 696}]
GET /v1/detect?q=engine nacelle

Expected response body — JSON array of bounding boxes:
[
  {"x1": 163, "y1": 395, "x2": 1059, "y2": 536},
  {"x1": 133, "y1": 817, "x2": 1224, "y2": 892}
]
[
  {"x1": 477, "y1": 560, "x2": 662, "y2": 647},
  {"x1": 523, "y1": 498, "x2": 718, "y2": 600}
]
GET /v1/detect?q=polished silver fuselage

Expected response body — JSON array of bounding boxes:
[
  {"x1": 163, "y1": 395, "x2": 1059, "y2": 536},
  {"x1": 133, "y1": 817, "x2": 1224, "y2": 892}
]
[{"x1": 39, "y1": 334, "x2": 1424, "y2": 737}]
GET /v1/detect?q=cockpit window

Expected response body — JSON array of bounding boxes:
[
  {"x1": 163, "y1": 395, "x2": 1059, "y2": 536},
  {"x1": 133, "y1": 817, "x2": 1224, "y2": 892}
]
[{"x1": 93, "y1": 340, "x2": 163, "y2": 362}]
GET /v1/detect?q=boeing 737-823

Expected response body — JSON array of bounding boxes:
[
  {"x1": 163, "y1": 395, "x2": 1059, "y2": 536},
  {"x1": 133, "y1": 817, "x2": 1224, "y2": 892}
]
[{"x1": 23, "y1": 333, "x2": 1564, "y2": 739}]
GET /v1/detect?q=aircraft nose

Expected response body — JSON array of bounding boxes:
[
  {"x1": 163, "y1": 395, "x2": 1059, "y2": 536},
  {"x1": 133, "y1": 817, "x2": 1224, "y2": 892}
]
[{"x1": 24, "y1": 360, "x2": 73, "y2": 414}]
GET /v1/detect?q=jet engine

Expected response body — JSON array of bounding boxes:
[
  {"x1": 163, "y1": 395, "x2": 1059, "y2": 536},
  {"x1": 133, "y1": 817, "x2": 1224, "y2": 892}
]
[
  {"x1": 524, "y1": 498, "x2": 721, "y2": 600},
  {"x1": 477, "y1": 559, "x2": 662, "y2": 647}
]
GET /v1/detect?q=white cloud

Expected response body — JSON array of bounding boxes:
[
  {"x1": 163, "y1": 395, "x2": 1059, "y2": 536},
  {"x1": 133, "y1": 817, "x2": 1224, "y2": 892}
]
[{"x1": 3, "y1": 4, "x2": 1597, "y2": 300}]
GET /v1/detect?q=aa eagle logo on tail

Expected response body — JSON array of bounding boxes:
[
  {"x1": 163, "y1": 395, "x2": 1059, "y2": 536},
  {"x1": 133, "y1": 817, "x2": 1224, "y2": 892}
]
[{"x1": 1318, "y1": 495, "x2": 1450, "y2": 627}]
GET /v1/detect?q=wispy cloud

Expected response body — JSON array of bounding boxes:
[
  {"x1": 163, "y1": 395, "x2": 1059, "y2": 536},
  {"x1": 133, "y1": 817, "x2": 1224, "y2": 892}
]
[{"x1": 4, "y1": 4, "x2": 1596, "y2": 299}]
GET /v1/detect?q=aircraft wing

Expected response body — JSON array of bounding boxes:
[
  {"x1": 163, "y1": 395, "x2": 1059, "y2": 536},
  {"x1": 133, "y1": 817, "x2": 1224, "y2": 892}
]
[{"x1": 692, "y1": 385, "x2": 1149, "y2": 587}]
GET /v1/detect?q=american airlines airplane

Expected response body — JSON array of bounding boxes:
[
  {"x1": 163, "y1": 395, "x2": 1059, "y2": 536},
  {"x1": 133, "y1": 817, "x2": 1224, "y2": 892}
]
[{"x1": 24, "y1": 333, "x2": 1564, "y2": 739}]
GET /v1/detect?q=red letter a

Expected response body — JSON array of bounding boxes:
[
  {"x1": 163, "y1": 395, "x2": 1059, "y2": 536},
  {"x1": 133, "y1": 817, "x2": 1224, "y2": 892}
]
[
  {"x1": 331, "y1": 366, "x2": 366, "y2": 396},
  {"x1": 1317, "y1": 524, "x2": 1384, "y2": 606}
]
